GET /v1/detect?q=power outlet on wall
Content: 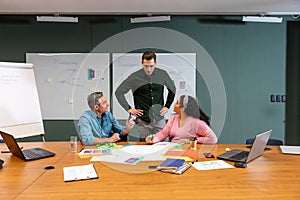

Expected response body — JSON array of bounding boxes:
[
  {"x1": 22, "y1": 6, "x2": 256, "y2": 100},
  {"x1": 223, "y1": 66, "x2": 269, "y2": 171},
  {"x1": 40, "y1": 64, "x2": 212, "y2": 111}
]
[
  {"x1": 270, "y1": 95, "x2": 275, "y2": 102},
  {"x1": 276, "y1": 95, "x2": 281, "y2": 102},
  {"x1": 270, "y1": 94, "x2": 286, "y2": 103},
  {"x1": 281, "y1": 95, "x2": 286, "y2": 102}
]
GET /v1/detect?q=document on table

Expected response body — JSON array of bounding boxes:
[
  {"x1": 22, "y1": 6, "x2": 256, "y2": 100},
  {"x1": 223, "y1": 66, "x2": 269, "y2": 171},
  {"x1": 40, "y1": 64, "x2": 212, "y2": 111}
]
[
  {"x1": 91, "y1": 148, "x2": 164, "y2": 162},
  {"x1": 122, "y1": 142, "x2": 175, "y2": 154},
  {"x1": 191, "y1": 160, "x2": 234, "y2": 170},
  {"x1": 91, "y1": 142, "x2": 178, "y2": 163},
  {"x1": 280, "y1": 146, "x2": 300, "y2": 155},
  {"x1": 63, "y1": 164, "x2": 98, "y2": 182}
]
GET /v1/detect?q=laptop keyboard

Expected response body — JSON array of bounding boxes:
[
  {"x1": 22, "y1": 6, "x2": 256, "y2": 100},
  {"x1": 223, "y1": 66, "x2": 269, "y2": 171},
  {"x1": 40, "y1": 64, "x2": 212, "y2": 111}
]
[
  {"x1": 22, "y1": 148, "x2": 54, "y2": 160},
  {"x1": 23, "y1": 150, "x2": 43, "y2": 159},
  {"x1": 230, "y1": 151, "x2": 249, "y2": 161}
]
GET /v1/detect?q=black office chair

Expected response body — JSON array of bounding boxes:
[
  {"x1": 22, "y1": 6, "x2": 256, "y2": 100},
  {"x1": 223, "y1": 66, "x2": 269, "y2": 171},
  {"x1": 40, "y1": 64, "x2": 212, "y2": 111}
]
[{"x1": 245, "y1": 138, "x2": 283, "y2": 146}]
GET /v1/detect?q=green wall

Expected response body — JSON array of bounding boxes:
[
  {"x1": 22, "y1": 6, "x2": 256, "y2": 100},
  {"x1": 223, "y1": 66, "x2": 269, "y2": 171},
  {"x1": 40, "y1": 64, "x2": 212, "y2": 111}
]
[{"x1": 0, "y1": 15, "x2": 296, "y2": 143}]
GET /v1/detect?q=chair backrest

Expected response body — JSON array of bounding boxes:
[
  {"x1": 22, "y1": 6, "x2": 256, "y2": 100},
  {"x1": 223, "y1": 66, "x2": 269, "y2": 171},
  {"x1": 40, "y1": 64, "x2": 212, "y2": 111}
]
[{"x1": 246, "y1": 138, "x2": 283, "y2": 146}]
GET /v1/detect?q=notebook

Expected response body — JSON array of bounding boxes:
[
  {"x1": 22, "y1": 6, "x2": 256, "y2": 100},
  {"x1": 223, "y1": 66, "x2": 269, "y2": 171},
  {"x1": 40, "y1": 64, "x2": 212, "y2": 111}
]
[
  {"x1": 157, "y1": 158, "x2": 185, "y2": 170},
  {"x1": 217, "y1": 130, "x2": 272, "y2": 163},
  {"x1": 0, "y1": 131, "x2": 55, "y2": 161},
  {"x1": 159, "y1": 163, "x2": 191, "y2": 175},
  {"x1": 63, "y1": 164, "x2": 98, "y2": 182}
]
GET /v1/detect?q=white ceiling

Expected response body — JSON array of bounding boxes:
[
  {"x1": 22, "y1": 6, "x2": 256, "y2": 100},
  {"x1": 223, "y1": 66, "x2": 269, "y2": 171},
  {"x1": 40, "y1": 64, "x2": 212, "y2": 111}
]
[{"x1": 0, "y1": 0, "x2": 299, "y2": 15}]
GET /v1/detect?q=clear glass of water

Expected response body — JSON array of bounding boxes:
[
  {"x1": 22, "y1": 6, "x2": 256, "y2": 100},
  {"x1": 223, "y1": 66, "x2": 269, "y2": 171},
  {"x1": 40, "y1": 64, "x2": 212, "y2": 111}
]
[{"x1": 70, "y1": 136, "x2": 78, "y2": 152}]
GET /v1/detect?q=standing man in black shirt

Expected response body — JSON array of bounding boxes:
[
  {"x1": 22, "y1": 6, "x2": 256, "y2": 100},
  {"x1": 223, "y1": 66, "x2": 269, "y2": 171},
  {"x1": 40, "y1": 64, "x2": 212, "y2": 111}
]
[{"x1": 115, "y1": 51, "x2": 176, "y2": 141}]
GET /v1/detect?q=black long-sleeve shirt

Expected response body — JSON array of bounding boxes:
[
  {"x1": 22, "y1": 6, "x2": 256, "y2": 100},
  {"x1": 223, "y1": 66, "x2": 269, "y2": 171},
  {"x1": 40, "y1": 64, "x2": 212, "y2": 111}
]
[{"x1": 115, "y1": 67, "x2": 176, "y2": 123}]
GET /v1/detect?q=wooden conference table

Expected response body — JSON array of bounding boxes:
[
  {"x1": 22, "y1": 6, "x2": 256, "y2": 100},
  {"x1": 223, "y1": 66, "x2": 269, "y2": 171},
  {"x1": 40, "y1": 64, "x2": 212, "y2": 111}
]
[{"x1": 0, "y1": 141, "x2": 299, "y2": 200}]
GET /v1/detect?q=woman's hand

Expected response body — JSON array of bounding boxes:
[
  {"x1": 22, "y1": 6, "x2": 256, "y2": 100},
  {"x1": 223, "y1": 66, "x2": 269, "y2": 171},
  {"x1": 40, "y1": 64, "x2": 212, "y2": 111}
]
[{"x1": 145, "y1": 134, "x2": 155, "y2": 144}]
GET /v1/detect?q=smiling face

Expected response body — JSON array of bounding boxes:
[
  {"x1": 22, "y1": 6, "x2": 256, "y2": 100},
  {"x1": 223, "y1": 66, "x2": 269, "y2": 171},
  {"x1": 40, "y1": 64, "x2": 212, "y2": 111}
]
[{"x1": 142, "y1": 58, "x2": 156, "y2": 76}]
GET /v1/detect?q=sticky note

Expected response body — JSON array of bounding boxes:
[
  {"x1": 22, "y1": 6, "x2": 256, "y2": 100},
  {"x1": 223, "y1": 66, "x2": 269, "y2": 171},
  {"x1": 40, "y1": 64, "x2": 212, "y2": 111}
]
[
  {"x1": 46, "y1": 77, "x2": 53, "y2": 83},
  {"x1": 68, "y1": 98, "x2": 73, "y2": 104}
]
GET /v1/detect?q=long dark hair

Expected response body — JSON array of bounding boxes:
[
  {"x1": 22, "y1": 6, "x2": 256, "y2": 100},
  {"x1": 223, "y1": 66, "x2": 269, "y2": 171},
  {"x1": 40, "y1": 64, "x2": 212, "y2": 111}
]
[{"x1": 179, "y1": 95, "x2": 210, "y2": 126}]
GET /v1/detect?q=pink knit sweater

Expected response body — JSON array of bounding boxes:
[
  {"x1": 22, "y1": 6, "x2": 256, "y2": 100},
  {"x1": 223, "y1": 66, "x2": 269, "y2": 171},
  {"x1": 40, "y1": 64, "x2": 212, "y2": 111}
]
[{"x1": 152, "y1": 114, "x2": 218, "y2": 144}]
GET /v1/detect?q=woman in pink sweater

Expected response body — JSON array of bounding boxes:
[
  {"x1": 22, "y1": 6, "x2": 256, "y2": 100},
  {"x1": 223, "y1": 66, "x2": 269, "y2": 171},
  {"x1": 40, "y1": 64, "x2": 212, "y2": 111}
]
[{"x1": 146, "y1": 95, "x2": 218, "y2": 144}]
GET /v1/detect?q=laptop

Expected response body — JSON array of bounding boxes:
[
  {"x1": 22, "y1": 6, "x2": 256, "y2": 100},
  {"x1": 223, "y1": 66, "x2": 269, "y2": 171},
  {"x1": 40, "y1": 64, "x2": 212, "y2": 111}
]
[
  {"x1": 217, "y1": 130, "x2": 272, "y2": 163},
  {"x1": 0, "y1": 131, "x2": 55, "y2": 161}
]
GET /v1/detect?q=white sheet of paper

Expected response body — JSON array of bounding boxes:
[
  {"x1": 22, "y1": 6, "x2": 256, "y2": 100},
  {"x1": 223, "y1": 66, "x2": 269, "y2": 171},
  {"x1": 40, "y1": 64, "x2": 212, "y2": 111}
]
[
  {"x1": 280, "y1": 146, "x2": 300, "y2": 155},
  {"x1": 91, "y1": 148, "x2": 165, "y2": 162},
  {"x1": 191, "y1": 160, "x2": 234, "y2": 170},
  {"x1": 122, "y1": 142, "x2": 176, "y2": 154},
  {"x1": 90, "y1": 142, "x2": 178, "y2": 163}
]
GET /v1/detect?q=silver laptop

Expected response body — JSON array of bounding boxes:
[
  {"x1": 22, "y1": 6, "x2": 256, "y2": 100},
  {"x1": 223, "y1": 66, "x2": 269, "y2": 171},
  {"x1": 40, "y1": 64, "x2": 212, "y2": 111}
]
[
  {"x1": 217, "y1": 130, "x2": 272, "y2": 163},
  {"x1": 0, "y1": 131, "x2": 55, "y2": 161}
]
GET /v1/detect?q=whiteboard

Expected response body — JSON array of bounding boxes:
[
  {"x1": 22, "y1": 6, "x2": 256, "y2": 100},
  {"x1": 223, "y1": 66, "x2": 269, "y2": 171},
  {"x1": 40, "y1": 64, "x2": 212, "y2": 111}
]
[
  {"x1": 26, "y1": 53, "x2": 110, "y2": 119},
  {"x1": 112, "y1": 53, "x2": 196, "y2": 119},
  {"x1": 0, "y1": 62, "x2": 44, "y2": 139}
]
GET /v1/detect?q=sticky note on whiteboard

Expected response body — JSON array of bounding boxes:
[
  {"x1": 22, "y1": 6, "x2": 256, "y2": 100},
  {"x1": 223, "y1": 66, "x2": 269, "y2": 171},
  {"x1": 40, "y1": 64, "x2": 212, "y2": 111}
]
[
  {"x1": 88, "y1": 68, "x2": 95, "y2": 80},
  {"x1": 46, "y1": 77, "x2": 53, "y2": 83},
  {"x1": 68, "y1": 98, "x2": 73, "y2": 104}
]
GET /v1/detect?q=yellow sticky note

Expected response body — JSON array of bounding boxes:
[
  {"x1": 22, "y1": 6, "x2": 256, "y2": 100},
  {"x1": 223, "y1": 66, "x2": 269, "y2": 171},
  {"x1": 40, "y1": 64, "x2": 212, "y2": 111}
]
[{"x1": 46, "y1": 77, "x2": 53, "y2": 83}]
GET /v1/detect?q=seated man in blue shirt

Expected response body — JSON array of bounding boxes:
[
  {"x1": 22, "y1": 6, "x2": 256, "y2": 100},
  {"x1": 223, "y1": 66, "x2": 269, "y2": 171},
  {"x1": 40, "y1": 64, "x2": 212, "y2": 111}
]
[{"x1": 78, "y1": 92, "x2": 134, "y2": 146}]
